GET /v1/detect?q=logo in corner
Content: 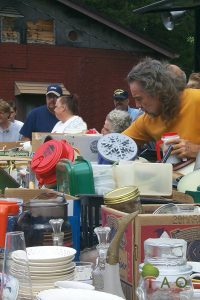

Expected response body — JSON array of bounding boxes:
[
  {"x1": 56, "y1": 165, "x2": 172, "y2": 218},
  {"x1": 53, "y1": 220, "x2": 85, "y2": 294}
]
[{"x1": 90, "y1": 140, "x2": 98, "y2": 153}]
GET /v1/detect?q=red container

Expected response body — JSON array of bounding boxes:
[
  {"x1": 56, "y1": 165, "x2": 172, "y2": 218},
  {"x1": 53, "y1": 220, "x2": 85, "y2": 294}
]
[
  {"x1": 31, "y1": 140, "x2": 74, "y2": 186},
  {"x1": 0, "y1": 201, "x2": 19, "y2": 247}
]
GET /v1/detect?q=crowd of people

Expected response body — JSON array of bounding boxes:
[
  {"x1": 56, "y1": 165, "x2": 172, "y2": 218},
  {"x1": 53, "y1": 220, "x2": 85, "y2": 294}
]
[{"x1": 1, "y1": 57, "x2": 200, "y2": 161}]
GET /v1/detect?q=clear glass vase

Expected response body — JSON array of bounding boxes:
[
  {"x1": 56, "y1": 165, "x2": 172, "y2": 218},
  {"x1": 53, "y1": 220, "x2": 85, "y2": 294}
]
[
  {"x1": 94, "y1": 226, "x2": 111, "y2": 245},
  {"x1": 92, "y1": 226, "x2": 110, "y2": 291},
  {"x1": 92, "y1": 243, "x2": 109, "y2": 291}
]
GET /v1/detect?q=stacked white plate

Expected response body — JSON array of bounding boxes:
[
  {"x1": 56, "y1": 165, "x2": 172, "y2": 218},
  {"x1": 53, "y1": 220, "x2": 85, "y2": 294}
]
[
  {"x1": 36, "y1": 288, "x2": 125, "y2": 300},
  {"x1": 11, "y1": 246, "x2": 76, "y2": 297}
]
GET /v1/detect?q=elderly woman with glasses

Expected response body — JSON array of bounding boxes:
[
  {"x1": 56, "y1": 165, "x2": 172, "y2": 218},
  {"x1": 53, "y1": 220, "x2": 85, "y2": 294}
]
[{"x1": 101, "y1": 109, "x2": 132, "y2": 135}]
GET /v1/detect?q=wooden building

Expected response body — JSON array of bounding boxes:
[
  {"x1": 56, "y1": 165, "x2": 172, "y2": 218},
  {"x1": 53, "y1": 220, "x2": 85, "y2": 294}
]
[{"x1": 0, "y1": 0, "x2": 177, "y2": 130}]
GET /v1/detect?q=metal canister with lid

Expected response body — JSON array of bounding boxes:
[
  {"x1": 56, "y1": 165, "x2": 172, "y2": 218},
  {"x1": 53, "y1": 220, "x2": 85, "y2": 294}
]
[{"x1": 104, "y1": 186, "x2": 142, "y2": 213}]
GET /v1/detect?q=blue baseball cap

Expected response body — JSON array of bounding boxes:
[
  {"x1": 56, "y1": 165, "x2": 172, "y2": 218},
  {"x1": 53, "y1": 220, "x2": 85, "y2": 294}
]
[
  {"x1": 46, "y1": 84, "x2": 63, "y2": 97},
  {"x1": 113, "y1": 89, "x2": 128, "y2": 100}
]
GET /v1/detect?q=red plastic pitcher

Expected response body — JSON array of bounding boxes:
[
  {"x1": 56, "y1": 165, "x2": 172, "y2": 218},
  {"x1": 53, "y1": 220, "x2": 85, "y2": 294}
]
[
  {"x1": 0, "y1": 201, "x2": 19, "y2": 247},
  {"x1": 31, "y1": 139, "x2": 74, "y2": 186}
]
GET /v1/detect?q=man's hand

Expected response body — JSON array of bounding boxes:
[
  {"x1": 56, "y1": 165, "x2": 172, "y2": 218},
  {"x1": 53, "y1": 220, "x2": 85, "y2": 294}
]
[{"x1": 166, "y1": 138, "x2": 200, "y2": 159}]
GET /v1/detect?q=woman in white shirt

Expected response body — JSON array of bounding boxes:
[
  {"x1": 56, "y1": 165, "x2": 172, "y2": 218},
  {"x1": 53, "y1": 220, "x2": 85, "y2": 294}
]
[{"x1": 52, "y1": 94, "x2": 87, "y2": 134}]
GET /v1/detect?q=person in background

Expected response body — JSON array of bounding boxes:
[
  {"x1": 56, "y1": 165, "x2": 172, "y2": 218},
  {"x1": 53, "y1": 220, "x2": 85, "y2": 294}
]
[
  {"x1": 99, "y1": 109, "x2": 132, "y2": 164},
  {"x1": 0, "y1": 99, "x2": 22, "y2": 142},
  {"x1": 165, "y1": 64, "x2": 187, "y2": 91},
  {"x1": 9, "y1": 102, "x2": 24, "y2": 127},
  {"x1": 20, "y1": 84, "x2": 62, "y2": 140},
  {"x1": 101, "y1": 109, "x2": 132, "y2": 135},
  {"x1": 52, "y1": 94, "x2": 87, "y2": 134},
  {"x1": 113, "y1": 89, "x2": 143, "y2": 122},
  {"x1": 123, "y1": 57, "x2": 200, "y2": 159},
  {"x1": 187, "y1": 72, "x2": 200, "y2": 88}
]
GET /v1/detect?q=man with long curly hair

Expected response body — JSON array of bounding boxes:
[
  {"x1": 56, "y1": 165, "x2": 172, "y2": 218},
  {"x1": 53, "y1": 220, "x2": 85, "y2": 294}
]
[{"x1": 123, "y1": 58, "x2": 200, "y2": 159}]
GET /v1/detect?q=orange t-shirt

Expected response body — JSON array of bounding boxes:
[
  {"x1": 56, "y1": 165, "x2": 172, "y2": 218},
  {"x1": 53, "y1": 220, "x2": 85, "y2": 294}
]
[{"x1": 123, "y1": 88, "x2": 200, "y2": 144}]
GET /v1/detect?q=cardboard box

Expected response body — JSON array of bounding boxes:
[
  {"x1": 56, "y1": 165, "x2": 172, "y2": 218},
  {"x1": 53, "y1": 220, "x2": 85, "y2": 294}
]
[
  {"x1": 0, "y1": 141, "x2": 31, "y2": 164},
  {"x1": 0, "y1": 142, "x2": 22, "y2": 150},
  {"x1": 101, "y1": 205, "x2": 200, "y2": 300},
  {"x1": 32, "y1": 132, "x2": 102, "y2": 162},
  {"x1": 4, "y1": 188, "x2": 77, "y2": 203}
]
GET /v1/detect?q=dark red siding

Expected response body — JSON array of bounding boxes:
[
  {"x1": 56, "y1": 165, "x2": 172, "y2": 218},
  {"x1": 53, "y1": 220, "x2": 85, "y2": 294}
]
[{"x1": 0, "y1": 43, "x2": 140, "y2": 131}]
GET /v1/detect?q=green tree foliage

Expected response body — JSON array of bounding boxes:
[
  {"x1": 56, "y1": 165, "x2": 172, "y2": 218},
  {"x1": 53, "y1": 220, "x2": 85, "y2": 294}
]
[{"x1": 78, "y1": 0, "x2": 195, "y2": 74}]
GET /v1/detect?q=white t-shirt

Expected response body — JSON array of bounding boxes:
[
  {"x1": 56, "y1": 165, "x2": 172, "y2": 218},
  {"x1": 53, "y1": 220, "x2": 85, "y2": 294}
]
[
  {"x1": 52, "y1": 115, "x2": 87, "y2": 134},
  {"x1": 14, "y1": 120, "x2": 24, "y2": 127},
  {"x1": 0, "y1": 121, "x2": 23, "y2": 142}
]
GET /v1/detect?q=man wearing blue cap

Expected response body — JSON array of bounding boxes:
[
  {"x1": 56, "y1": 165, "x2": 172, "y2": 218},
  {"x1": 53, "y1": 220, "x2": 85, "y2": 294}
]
[
  {"x1": 113, "y1": 89, "x2": 143, "y2": 122},
  {"x1": 20, "y1": 84, "x2": 62, "y2": 140}
]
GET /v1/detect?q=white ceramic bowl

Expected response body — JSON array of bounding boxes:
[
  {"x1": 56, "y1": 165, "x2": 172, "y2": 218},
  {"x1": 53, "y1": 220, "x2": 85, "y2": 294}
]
[
  {"x1": 36, "y1": 288, "x2": 125, "y2": 300},
  {"x1": 54, "y1": 280, "x2": 95, "y2": 290}
]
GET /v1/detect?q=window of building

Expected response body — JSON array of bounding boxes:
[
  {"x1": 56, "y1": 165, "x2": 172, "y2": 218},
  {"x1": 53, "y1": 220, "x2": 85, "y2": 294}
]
[
  {"x1": 0, "y1": 6, "x2": 24, "y2": 43},
  {"x1": 26, "y1": 19, "x2": 55, "y2": 45},
  {"x1": 0, "y1": 16, "x2": 20, "y2": 42}
]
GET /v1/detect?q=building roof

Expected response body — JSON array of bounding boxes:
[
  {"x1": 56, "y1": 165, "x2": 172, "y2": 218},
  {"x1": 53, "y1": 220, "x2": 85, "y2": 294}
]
[
  {"x1": 133, "y1": 0, "x2": 200, "y2": 14},
  {"x1": 56, "y1": 0, "x2": 178, "y2": 59}
]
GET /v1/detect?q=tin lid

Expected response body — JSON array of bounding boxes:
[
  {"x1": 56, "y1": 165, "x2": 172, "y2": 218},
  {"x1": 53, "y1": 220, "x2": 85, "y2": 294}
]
[
  {"x1": 104, "y1": 193, "x2": 140, "y2": 204},
  {"x1": 104, "y1": 186, "x2": 139, "y2": 204}
]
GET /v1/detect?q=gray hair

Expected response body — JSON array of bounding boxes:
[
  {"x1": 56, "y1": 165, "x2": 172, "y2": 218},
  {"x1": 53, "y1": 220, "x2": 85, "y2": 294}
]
[
  {"x1": 127, "y1": 57, "x2": 180, "y2": 122},
  {"x1": 106, "y1": 109, "x2": 132, "y2": 133},
  {"x1": 165, "y1": 64, "x2": 187, "y2": 91}
]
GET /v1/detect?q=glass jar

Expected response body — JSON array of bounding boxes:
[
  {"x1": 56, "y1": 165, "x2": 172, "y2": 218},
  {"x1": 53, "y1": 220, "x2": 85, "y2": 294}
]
[
  {"x1": 137, "y1": 238, "x2": 193, "y2": 300},
  {"x1": 104, "y1": 186, "x2": 142, "y2": 213}
]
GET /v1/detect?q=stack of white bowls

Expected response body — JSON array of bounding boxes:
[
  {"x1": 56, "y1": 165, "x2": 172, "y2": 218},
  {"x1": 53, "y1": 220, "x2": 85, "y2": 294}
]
[{"x1": 11, "y1": 246, "x2": 76, "y2": 296}]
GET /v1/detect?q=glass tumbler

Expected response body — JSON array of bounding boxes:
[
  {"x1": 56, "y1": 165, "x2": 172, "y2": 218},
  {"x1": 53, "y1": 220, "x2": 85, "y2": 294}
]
[
  {"x1": 74, "y1": 261, "x2": 94, "y2": 285},
  {"x1": 1, "y1": 231, "x2": 33, "y2": 300}
]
